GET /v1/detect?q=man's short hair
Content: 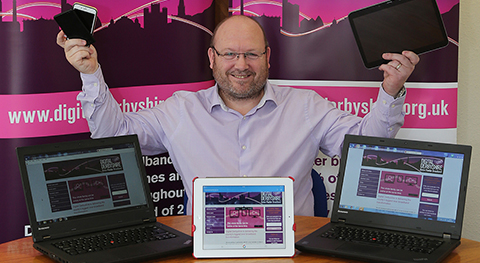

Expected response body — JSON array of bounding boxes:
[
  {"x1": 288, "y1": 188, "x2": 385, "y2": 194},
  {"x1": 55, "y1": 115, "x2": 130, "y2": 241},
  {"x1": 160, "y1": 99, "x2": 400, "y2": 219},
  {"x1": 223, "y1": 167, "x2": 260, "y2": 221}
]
[{"x1": 210, "y1": 15, "x2": 269, "y2": 48}]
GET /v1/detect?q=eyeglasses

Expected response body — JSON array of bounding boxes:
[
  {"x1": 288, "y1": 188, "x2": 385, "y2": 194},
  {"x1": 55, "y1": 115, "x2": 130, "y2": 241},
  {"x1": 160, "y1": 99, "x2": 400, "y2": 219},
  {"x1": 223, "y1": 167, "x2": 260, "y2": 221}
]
[{"x1": 211, "y1": 46, "x2": 267, "y2": 61}]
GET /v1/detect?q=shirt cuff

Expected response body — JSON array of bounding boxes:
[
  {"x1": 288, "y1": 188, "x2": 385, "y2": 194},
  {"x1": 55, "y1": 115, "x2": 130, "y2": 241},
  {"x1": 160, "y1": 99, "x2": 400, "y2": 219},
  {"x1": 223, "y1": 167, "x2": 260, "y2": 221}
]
[
  {"x1": 376, "y1": 84, "x2": 406, "y2": 135},
  {"x1": 378, "y1": 84, "x2": 405, "y2": 112}
]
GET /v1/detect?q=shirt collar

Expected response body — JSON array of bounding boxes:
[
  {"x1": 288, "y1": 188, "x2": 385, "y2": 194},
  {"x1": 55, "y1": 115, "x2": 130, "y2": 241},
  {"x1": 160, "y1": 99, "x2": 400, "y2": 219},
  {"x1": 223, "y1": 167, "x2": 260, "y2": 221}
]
[{"x1": 209, "y1": 81, "x2": 278, "y2": 114}]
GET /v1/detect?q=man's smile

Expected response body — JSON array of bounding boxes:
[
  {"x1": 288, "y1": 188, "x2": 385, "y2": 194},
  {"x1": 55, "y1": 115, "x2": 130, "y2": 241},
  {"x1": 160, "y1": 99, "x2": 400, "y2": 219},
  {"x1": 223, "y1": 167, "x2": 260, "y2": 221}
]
[
  {"x1": 231, "y1": 74, "x2": 251, "y2": 79},
  {"x1": 229, "y1": 70, "x2": 254, "y2": 80}
]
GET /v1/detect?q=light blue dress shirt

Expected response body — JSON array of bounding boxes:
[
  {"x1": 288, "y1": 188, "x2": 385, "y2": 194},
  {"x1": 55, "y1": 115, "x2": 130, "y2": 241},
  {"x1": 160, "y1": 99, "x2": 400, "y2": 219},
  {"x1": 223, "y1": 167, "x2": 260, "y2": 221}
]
[{"x1": 78, "y1": 66, "x2": 405, "y2": 216}]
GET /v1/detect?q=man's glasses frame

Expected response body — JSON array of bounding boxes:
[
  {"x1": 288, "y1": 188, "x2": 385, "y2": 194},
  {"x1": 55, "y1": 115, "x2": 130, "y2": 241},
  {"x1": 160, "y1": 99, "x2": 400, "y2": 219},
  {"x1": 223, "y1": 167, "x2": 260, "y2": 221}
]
[{"x1": 211, "y1": 46, "x2": 267, "y2": 61}]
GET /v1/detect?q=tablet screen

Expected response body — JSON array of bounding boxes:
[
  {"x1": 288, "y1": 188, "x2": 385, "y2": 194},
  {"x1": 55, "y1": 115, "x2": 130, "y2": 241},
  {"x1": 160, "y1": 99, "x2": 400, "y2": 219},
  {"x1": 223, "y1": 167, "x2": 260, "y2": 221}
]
[
  {"x1": 192, "y1": 177, "x2": 295, "y2": 258},
  {"x1": 349, "y1": 0, "x2": 448, "y2": 68},
  {"x1": 203, "y1": 185, "x2": 286, "y2": 250}
]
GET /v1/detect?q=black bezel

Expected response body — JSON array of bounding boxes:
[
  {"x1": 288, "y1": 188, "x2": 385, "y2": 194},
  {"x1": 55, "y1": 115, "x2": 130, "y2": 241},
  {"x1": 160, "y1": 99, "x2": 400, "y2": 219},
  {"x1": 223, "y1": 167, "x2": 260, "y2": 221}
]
[{"x1": 348, "y1": 0, "x2": 449, "y2": 69}]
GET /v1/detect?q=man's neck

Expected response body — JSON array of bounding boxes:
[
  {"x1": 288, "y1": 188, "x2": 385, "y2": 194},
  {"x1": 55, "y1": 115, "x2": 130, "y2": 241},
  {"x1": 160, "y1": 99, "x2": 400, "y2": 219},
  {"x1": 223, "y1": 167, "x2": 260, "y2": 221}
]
[{"x1": 219, "y1": 88, "x2": 265, "y2": 116}]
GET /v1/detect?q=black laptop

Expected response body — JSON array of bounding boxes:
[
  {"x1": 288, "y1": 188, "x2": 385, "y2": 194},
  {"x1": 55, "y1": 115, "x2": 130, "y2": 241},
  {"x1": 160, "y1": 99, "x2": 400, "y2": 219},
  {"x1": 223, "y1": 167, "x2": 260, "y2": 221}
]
[
  {"x1": 17, "y1": 135, "x2": 192, "y2": 263},
  {"x1": 296, "y1": 135, "x2": 471, "y2": 263}
]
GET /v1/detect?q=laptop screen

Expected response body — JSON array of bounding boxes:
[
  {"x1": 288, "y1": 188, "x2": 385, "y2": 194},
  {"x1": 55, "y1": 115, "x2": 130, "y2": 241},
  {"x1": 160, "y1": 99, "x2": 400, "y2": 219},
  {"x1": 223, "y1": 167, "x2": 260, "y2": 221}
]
[
  {"x1": 338, "y1": 141, "x2": 465, "y2": 224},
  {"x1": 202, "y1": 185, "x2": 287, "y2": 250},
  {"x1": 23, "y1": 141, "x2": 148, "y2": 226}
]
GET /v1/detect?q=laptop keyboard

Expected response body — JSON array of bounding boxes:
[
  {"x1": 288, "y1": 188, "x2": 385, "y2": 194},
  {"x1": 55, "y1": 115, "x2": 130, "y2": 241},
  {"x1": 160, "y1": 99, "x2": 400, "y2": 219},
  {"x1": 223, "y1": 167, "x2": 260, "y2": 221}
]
[
  {"x1": 52, "y1": 225, "x2": 177, "y2": 256},
  {"x1": 320, "y1": 226, "x2": 444, "y2": 254}
]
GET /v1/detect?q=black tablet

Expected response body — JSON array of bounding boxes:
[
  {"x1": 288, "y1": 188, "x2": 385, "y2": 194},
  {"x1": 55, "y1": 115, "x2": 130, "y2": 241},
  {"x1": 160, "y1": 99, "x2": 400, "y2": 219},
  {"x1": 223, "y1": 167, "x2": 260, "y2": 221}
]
[{"x1": 349, "y1": 0, "x2": 448, "y2": 69}]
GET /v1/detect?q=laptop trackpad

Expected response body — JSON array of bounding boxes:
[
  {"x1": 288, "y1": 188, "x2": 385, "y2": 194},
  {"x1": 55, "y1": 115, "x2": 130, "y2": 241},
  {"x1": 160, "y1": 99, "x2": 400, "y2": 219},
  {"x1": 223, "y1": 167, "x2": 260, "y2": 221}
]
[{"x1": 336, "y1": 242, "x2": 384, "y2": 254}]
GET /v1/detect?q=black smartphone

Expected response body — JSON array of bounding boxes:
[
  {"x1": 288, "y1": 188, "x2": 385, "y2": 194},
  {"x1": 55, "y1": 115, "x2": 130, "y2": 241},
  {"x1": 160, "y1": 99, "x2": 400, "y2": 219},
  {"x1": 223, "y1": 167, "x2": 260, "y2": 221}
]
[{"x1": 54, "y1": 9, "x2": 95, "y2": 45}]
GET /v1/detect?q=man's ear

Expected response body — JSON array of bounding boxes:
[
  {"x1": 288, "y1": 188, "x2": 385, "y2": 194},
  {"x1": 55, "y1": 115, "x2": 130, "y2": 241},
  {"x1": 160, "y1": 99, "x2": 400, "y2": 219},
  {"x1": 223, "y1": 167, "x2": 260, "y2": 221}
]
[
  {"x1": 208, "y1": 47, "x2": 215, "y2": 69},
  {"x1": 266, "y1": 46, "x2": 271, "y2": 69}
]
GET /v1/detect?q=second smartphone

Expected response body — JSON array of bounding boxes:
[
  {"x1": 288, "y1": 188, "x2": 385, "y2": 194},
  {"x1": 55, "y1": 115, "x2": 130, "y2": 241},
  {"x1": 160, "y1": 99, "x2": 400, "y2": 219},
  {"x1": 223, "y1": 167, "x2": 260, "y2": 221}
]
[{"x1": 73, "y1": 2, "x2": 97, "y2": 34}]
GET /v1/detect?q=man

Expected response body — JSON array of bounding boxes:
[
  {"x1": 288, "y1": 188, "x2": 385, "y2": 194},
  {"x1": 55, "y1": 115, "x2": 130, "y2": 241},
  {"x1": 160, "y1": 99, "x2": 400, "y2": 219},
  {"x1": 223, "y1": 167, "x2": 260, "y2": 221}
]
[{"x1": 57, "y1": 15, "x2": 419, "y2": 216}]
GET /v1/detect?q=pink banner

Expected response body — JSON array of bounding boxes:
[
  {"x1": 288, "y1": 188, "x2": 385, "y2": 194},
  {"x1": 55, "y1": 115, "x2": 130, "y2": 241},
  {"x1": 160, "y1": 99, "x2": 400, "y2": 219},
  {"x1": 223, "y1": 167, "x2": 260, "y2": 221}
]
[
  {"x1": 295, "y1": 86, "x2": 457, "y2": 129},
  {"x1": 3, "y1": 81, "x2": 453, "y2": 139},
  {"x1": 0, "y1": 80, "x2": 214, "y2": 138}
]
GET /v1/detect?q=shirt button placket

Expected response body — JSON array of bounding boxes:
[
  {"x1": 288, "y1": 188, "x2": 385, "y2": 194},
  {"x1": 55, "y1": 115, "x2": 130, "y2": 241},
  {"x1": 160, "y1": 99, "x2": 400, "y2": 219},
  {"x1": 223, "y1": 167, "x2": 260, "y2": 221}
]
[{"x1": 238, "y1": 115, "x2": 249, "y2": 177}]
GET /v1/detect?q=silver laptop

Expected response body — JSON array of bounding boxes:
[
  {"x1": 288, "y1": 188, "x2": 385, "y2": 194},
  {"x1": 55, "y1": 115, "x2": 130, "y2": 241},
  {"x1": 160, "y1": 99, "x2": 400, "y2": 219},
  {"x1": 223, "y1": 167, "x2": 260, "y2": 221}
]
[
  {"x1": 17, "y1": 135, "x2": 192, "y2": 263},
  {"x1": 296, "y1": 135, "x2": 471, "y2": 263}
]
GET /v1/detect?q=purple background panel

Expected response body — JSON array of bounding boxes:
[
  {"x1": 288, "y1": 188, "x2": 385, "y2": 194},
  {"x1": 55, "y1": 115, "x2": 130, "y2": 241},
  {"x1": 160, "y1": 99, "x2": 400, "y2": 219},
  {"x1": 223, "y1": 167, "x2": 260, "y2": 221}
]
[
  {"x1": 418, "y1": 203, "x2": 439, "y2": 220},
  {"x1": 108, "y1": 173, "x2": 130, "y2": 201},
  {"x1": 205, "y1": 207, "x2": 225, "y2": 234},
  {"x1": 356, "y1": 169, "x2": 380, "y2": 198},
  {"x1": 420, "y1": 176, "x2": 443, "y2": 204},
  {"x1": 266, "y1": 232, "x2": 283, "y2": 244},
  {"x1": 265, "y1": 207, "x2": 283, "y2": 231},
  {"x1": 0, "y1": 0, "x2": 459, "y2": 244},
  {"x1": 47, "y1": 181, "x2": 72, "y2": 212}
]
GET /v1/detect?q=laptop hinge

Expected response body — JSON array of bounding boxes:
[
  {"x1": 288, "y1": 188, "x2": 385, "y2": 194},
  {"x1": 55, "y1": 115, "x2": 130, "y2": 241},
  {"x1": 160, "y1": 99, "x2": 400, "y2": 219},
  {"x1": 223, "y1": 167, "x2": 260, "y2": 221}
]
[{"x1": 443, "y1": 233, "x2": 452, "y2": 239}]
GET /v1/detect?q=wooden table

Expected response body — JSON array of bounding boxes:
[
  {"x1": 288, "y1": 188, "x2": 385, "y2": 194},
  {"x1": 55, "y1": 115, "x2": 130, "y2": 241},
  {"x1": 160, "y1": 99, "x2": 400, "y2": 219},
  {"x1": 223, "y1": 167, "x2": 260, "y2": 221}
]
[{"x1": 1, "y1": 216, "x2": 479, "y2": 262}]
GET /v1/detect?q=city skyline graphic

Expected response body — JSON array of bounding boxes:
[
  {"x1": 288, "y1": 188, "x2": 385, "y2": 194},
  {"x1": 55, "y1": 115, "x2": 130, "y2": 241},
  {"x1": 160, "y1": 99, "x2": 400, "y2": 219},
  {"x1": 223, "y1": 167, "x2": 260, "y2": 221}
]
[
  {"x1": 229, "y1": 0, "x2": 456, "y2": 23},
  {"x1": 0, "y1": 0, "x2": 216, "y2": 94},
  {"x1": 1, "y1": 0, "x2": 457, "y2": 24},
  {"x1": 0, "y1": 0, "x2": 212, "y2": 26},
  {"x1": 1, "y1": 0, "x2": 459, "y2": 95}
]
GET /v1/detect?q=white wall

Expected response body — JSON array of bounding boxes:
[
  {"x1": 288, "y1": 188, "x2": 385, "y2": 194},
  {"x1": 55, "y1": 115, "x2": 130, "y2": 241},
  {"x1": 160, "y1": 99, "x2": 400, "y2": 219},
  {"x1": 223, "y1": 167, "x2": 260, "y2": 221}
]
[{"x1": 458, "y1": 0, "x2": 480, "y2": 242}]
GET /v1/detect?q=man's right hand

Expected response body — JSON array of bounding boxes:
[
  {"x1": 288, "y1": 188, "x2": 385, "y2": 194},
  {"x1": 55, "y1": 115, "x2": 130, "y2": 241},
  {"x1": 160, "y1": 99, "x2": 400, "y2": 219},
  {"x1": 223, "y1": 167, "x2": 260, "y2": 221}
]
[{"x1": 56, "y1": 30, "x2": 99, "y2": 74}]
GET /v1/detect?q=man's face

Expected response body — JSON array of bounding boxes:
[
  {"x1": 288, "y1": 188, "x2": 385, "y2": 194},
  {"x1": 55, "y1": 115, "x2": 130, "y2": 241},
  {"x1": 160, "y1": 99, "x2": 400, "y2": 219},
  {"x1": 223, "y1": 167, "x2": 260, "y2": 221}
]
[{"x1": 208, "y1": 17, "x2": 271, "y2": 101}]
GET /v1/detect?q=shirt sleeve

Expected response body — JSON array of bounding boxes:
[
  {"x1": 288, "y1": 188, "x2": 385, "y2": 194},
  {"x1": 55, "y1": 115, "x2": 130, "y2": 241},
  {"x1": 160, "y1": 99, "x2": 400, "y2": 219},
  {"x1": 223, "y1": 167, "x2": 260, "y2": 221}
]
[
  {"x1": 364, "y1": 85, "x2": 406, "y2": 137},
  {"x1": 76, "y1": 65, "x2": 170, "y2": 155},
  {"x1": 316, "y1": 85, "x2": 406, "y2": 158}
]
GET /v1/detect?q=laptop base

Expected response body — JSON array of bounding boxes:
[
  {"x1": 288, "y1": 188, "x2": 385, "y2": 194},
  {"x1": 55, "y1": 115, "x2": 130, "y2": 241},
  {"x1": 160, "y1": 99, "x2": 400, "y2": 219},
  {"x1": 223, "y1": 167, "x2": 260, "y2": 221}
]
[{"x1": 296, "y1": 223, "x2": 459, "y2": 263}]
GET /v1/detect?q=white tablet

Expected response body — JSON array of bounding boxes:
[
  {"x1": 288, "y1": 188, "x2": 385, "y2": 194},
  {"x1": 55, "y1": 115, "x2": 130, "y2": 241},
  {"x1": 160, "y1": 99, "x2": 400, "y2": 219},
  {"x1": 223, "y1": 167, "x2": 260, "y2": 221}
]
[{"x1": 192, "y1": 177, "x2": 295, "y2": 258}]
